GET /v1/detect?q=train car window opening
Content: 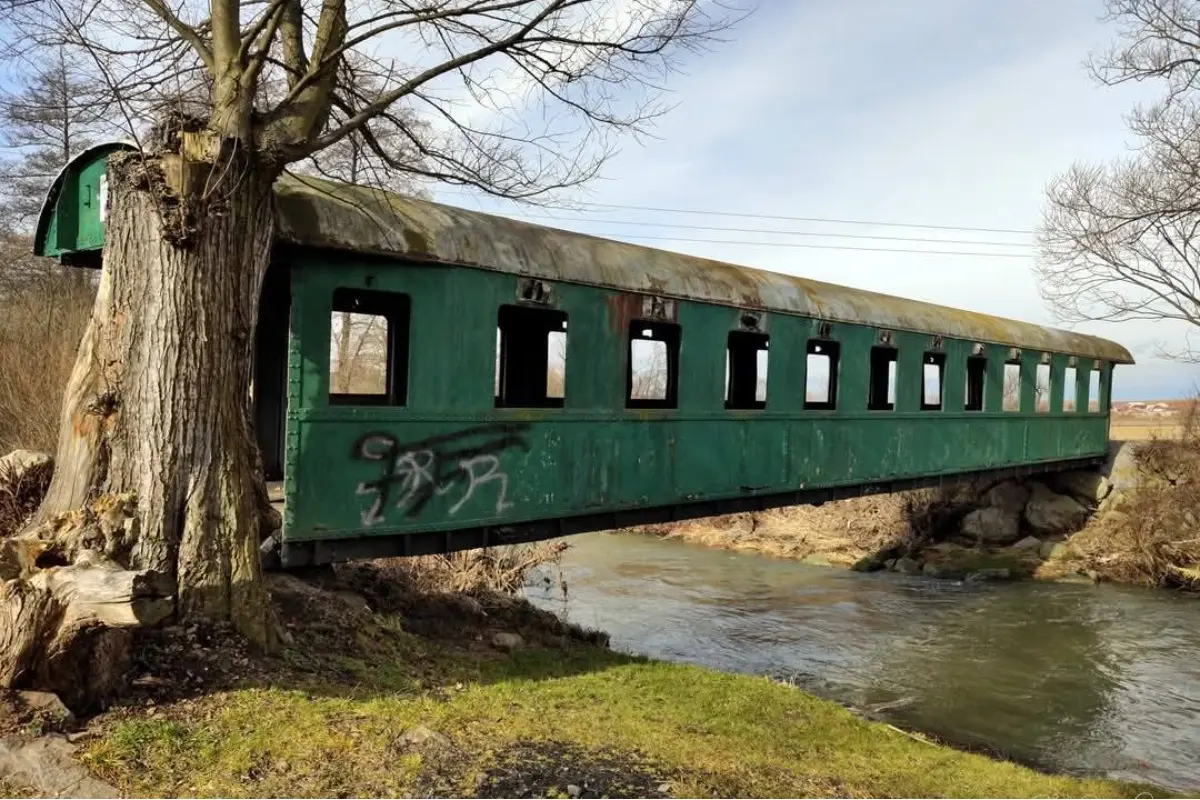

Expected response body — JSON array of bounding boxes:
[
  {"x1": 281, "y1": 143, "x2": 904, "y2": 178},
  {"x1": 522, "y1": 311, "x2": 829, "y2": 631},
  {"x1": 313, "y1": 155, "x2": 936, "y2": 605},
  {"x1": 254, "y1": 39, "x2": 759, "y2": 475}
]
[
  {"x1": 921, "y1": 352, "x2": 945, "y2": 410},
  {"x1": 726, "y1": 330, "x2": 769, "y2": 410},
  {"x1": 329, "y1": 288, "x2": 409, "y2": 406},
  {"x1": 547, "y1": 318, "x2": 567, "y2": 400},
  {"x1": 495, "y1": 304, "x2": 568, "y2": 408},
  {"x1": 868, "y1": 346, "x2": 897, "y2": 411},
  {"x1": 757, "y1": 345, "x2": 768, "y2": 404},
  {"x1": 1064, "y1": 366, "x2": 1077, "y2": 411},
  {"x1": 1088, "y1": 367, "x2": 1102, "y2": 411},
  {"x1": 965, "y1": 356, "x2": 987, "y2": 411},
  {"x1": 804, "y1": 340, "x2": 839, "y2": 410},
  {"x1": 627, "y1": 321, "x2": 680, "y2": 409},
  {"x1": 1003, "y1": 360, "x2": 1022, "y2": 412},
  {"x1": 1036, "y1": 363, "x2": 1051, "y2": 412}
]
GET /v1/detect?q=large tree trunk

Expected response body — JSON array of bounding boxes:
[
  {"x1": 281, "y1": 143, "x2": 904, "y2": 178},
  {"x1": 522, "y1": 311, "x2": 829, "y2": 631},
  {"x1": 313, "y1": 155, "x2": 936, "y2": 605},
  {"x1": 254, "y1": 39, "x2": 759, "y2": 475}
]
[{"x1": 1, "y1": 138, "x2": 279, "y2": 708}]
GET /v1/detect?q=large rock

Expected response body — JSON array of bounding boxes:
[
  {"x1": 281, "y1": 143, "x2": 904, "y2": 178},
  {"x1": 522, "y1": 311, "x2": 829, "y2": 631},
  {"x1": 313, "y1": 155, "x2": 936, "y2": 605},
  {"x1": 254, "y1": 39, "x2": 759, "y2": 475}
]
[
  {"x1": 491, "y1": 632, "x2": 524, "y2": 652},
  {"x1": 16, "y1": 691, "x2": 73, "y2": 724},
  {"x1": 985, "y1": 481, "x2": 1031, "y2": 514},
  {"x1": 1023, "y1": 483, "x2": 1089, "y2": 535},
  {"x1": 0, "y1": 735, "x2": 119, "y2": 798},
  {"x1": 1103, "y1": 441, "x2": 1142, "y2": 494},
  {"x1": 961, "y1": 507, "x2": 1021, "y2": 544},
  {"x1": 0, "y1": 450, "x2": 51, "y2": 486},
  {"x1": 1048, "y1": 470, "x2": 1111, "y2": 507}
]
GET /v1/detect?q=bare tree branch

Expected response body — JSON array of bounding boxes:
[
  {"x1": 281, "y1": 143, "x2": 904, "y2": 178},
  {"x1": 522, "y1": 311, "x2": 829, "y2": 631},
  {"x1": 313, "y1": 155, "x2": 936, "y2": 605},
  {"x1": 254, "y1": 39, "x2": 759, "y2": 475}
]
[
  {"x1": 1038, "y1": 0, "x2": 1200, "y2": 361},
  {"x1": 141, "y1": 0, "x2": 215, "y2": 70}
]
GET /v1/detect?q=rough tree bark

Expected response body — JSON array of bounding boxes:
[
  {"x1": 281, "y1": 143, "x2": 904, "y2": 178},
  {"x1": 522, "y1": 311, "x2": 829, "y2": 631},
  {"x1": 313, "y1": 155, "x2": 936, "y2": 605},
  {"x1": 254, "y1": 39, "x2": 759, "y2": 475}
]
[{"x1": 1, "y1": 129, "x2": 280, "y2": 707}]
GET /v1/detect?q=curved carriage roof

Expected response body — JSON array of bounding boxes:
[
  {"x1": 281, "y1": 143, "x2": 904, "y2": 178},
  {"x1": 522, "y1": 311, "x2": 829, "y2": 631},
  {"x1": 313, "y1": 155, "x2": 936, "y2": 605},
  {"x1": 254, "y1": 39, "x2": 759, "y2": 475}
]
[{"x1": 36, "y1": 141, "x2": 1134, "y2": 363}]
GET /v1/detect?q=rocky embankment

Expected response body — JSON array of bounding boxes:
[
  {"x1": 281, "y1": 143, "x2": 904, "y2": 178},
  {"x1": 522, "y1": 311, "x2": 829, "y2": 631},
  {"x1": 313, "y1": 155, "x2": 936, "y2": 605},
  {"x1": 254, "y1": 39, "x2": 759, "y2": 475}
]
[{"x1": 637, "y1": 439, "x2": 1200, "y2": 588}]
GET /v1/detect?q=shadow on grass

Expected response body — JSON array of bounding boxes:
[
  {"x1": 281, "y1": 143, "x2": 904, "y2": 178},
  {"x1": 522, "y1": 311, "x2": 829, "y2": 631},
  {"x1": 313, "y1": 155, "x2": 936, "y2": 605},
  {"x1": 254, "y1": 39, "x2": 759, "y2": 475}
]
[{"x1": 106, "y1": 559, "x2": 625, "y2": 716}]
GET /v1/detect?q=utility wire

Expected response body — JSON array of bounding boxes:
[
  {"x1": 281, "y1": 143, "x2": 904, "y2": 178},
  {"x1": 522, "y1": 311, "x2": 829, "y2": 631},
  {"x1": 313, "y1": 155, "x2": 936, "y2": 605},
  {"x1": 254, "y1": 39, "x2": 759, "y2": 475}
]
[
  {"x1": 437, "y1": 189, "x2": 1035, "y2": 235},
  {"x1": 508, "y1": 212, "x2": 1034, "y2": 249},
  {"x1": 585, "y1": 232, "x2": 1034, "y2": 258}
]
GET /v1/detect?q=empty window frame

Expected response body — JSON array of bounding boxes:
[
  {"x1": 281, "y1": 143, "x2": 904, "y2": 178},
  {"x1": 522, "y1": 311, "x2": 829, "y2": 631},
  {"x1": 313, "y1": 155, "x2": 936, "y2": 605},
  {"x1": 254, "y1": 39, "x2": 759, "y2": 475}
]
[
  {"x1": 1088, "y1": 364, "x2": 1103, "y2": 412},
  {"x1": 726, "y1": 330, "x2": 769, "y2": 410},
  {"x1": 329, "y1": 288, "x2": 410, "y2": 406},
  {"x1": 805, "y1": 340, "x2": 839, "y2": 410},
  {"x1": 965, "y1": 354, "x2": 987, "y2": 411},
  {"x1": 1036, "y1": 360, "x2": 1051, "y2": 413},
  {"x1": 922, "y1": 352, "x2": 945, "y2": 410},
  {"x1": 868, "y1": 346, "x2": 897, "y2": 411},
  {"x1": 1003, "y1": 354, "x2": 1022, "y2": 412},
  {"x1": 1063, "y1": 365, "x2": 1078, "y2": 411},
  {"x1": 627, "y1": 321, "x2": 680, "y2": 409},
  {"x1": 495, "y1": 304, "x2": 568, "y2": 408}
]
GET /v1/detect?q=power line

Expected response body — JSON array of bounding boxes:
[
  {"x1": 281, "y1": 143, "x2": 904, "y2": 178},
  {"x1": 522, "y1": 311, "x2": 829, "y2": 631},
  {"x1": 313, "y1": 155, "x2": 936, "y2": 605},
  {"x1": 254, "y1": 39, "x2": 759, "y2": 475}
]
[
  {"x1": 509, "y1": 212, "x2": 1034, "y2": 249},
  {"x1": 585, "y1": 232, "x2": 1034, "y2": 258},
  {"x1": 439, "y1": 189, "x2": 1035, "y2": 235}
]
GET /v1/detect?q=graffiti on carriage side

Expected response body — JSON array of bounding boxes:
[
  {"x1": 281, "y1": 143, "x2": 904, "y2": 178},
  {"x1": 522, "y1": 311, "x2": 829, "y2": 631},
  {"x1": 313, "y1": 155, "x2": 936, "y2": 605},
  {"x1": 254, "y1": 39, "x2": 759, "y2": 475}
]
[{"x1": 351, "y1": 423, "x2": 531, "y2": 527}]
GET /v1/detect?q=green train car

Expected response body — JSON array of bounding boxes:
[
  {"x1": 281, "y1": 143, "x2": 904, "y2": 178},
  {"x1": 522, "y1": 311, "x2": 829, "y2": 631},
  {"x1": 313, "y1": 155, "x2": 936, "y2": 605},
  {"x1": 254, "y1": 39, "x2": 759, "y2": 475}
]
[{"x1": 37, "y1": 143, "x2": 1134, "y2": 568}]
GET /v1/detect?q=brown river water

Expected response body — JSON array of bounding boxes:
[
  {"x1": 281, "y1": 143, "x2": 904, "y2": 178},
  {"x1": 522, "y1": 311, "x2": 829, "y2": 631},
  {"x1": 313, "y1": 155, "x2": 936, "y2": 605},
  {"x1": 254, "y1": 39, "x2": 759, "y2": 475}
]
[{"x1": 524, "y1": 531, "x2": 1200, "y2": 793}]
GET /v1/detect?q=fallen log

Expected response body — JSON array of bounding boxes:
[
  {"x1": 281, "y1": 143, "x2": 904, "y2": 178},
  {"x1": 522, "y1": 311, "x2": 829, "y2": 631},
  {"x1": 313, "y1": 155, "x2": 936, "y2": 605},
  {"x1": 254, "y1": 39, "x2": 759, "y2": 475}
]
[{"x1": 0, "y1": 549, "x2": 173, "y2": 710}]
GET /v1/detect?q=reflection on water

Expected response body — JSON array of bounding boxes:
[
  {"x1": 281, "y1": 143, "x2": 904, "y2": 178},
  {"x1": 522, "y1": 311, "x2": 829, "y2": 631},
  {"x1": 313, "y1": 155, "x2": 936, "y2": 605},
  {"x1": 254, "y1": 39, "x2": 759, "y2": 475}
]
[{"x1": 525, "y1": 532, "x2": 1200, "y2": 792}]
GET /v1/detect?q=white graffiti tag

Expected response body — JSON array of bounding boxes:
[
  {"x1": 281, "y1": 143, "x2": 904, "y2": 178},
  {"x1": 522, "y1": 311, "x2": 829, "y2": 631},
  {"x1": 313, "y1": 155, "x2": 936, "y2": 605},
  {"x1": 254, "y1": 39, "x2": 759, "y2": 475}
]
[
  {"x1": 441, "y1": 454, "x2": 513, "y2": 515},
  {"x1": 351, "y1": 424, "x2": 529, "y2": 527}
]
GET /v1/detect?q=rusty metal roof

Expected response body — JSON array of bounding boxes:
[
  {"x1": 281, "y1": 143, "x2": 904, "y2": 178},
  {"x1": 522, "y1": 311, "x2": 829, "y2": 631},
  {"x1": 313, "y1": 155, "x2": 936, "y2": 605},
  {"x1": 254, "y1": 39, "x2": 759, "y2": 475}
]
[{"x1": 275, "y1": 172, "x2": 1133, "y2": 364}]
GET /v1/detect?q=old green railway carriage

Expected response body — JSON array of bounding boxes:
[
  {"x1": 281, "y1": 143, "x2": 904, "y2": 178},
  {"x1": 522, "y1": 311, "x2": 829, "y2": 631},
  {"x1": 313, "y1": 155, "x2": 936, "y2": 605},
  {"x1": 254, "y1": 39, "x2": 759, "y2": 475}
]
[{"x1": 37, "y1": 143, "x2": 1134, "y2": 567}]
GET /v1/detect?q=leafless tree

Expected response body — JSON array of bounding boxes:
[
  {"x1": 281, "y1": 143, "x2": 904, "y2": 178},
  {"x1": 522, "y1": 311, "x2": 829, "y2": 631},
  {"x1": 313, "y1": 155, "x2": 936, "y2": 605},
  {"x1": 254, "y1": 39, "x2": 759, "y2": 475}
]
[
  {"x1": 1038, "y1": 0, "x2": 1200, "y2": 360},
  {"x1": 0, "y1": 47, "x2": 110, "y2": 232},
  {"x1": 631, "y1": 339, "x2": 669, "y2": 400},
  {"x1": 0, "y1": 0, "x2": 742, "y2": 706}
]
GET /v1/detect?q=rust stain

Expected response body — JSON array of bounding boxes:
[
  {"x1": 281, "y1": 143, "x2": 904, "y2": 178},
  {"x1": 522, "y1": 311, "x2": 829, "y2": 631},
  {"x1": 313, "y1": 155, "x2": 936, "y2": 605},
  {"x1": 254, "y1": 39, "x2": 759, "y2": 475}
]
[{"x1": 606, "y1": 293, "x2": 640, "y2": 336}]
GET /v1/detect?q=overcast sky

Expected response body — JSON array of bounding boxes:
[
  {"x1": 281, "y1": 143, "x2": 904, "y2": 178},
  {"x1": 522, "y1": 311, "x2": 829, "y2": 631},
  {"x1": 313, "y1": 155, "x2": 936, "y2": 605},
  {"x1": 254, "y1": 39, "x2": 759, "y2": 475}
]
[{"x1": 433, "y1": 0, "x2": 1199, "y2": 401}]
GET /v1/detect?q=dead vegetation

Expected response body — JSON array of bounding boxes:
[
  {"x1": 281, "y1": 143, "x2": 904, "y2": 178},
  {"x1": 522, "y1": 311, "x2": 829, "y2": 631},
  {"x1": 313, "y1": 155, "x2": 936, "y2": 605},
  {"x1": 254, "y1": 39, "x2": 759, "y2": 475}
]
[
  {"x1": 631, "y1": 494, "x2": 911, "y2": 565},
  {"x1": 899, "y1": 482, "x2": 988, "y2": 551},
  {"x1": 0, "y1": 246, "x2": 95, "y2": 454},
  {"x1": 377, "y1": 542, "x2": 569, "y2": 596},
  {"x1": 0, "y1": 455, "x2": 52, "y2": 539},
  {"x1": 1067, "y1": 401, "x2": 1200, "y2": 589}
]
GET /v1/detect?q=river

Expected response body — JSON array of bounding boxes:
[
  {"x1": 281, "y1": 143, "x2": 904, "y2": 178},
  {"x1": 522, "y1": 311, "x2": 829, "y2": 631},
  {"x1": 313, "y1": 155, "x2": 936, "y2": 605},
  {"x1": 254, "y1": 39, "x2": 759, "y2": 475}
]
[{"x1": 524, "y1": 531, "x2": 1200, "y2": 793}]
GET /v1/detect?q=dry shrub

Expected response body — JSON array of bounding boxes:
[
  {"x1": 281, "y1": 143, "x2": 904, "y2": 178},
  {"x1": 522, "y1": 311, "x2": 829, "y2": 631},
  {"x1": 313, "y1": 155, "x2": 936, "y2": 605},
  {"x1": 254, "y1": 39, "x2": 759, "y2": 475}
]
[
  {"x1": 0, "y1": 456, "x2": 53, "y2": 537},
  {"x1": 1073, "y1": 400, "x2": 1200, "y2": 589},
  {"x1": 369, "y1": 540, "x2": 568, "y2": 597},
  {"x1": 0, "y1": 248, "x2": 95, "y2": 453},
  {"x1": 901, "y1": 481, "x2": 984, "y2": 549}
]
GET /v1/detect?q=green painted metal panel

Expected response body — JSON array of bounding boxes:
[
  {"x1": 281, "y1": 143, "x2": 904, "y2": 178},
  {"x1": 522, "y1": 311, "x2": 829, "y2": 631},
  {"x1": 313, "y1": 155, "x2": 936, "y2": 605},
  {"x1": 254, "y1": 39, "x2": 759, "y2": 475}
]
[
  {"x1": 36, "y1": 146, "x2": 116, "y2": 257},
  {"x1": 280, "y1": 258, "x2": 1113, "y2": 544}
]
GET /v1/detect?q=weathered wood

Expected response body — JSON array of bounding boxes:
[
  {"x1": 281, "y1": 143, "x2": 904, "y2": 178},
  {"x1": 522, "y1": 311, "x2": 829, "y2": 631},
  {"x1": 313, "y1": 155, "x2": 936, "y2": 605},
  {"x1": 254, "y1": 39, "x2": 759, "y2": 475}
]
[{"x1": 0, "y1": 550, "x2": 170, "y2": 708}]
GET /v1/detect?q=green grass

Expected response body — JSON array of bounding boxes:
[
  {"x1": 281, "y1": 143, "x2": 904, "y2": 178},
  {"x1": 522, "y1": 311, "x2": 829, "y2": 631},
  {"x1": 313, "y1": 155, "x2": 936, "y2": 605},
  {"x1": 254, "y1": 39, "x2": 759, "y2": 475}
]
[{"x1": 79, "y1": 611, "x2": 1166, "y2": 799}]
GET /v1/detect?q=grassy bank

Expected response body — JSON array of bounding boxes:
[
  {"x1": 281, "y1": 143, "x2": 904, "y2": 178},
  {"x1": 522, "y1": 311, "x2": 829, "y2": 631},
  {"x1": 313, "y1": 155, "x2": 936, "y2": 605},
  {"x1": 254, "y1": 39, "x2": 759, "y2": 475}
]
[{"x1": 39, "y1": 566, "x2": 1158, "y2": 799}]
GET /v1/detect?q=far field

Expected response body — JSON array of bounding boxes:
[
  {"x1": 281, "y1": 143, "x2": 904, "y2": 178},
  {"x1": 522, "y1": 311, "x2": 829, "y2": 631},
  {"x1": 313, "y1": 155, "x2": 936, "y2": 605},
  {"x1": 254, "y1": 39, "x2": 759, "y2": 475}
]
[{"x1": 1109, "y1": 399, "x2": 1191, "y2": 441}]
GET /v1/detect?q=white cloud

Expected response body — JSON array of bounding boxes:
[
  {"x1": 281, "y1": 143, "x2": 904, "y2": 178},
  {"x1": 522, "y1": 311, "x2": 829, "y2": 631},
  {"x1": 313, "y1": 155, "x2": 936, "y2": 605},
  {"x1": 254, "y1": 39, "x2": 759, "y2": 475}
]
[{"x1": 435, "y1": 0, "x2": 1200, "y2": 398}]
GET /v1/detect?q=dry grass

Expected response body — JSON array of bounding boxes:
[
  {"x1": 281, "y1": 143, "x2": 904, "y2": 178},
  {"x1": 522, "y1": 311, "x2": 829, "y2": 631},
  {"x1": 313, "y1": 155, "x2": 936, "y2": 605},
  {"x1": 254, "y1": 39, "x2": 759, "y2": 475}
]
[
  {"x1": 634, "y1": 495, "x2": 911, "y2": 565},
  {"x1": 0, "y1": 252, "x2": 95, "y2": 454},
  {"x1": 367, "y1": 541, "x2": 569, "y2": 596},
  {"x1": 1070, "y1": 401, "x2": 1200, "y2": 589}
]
